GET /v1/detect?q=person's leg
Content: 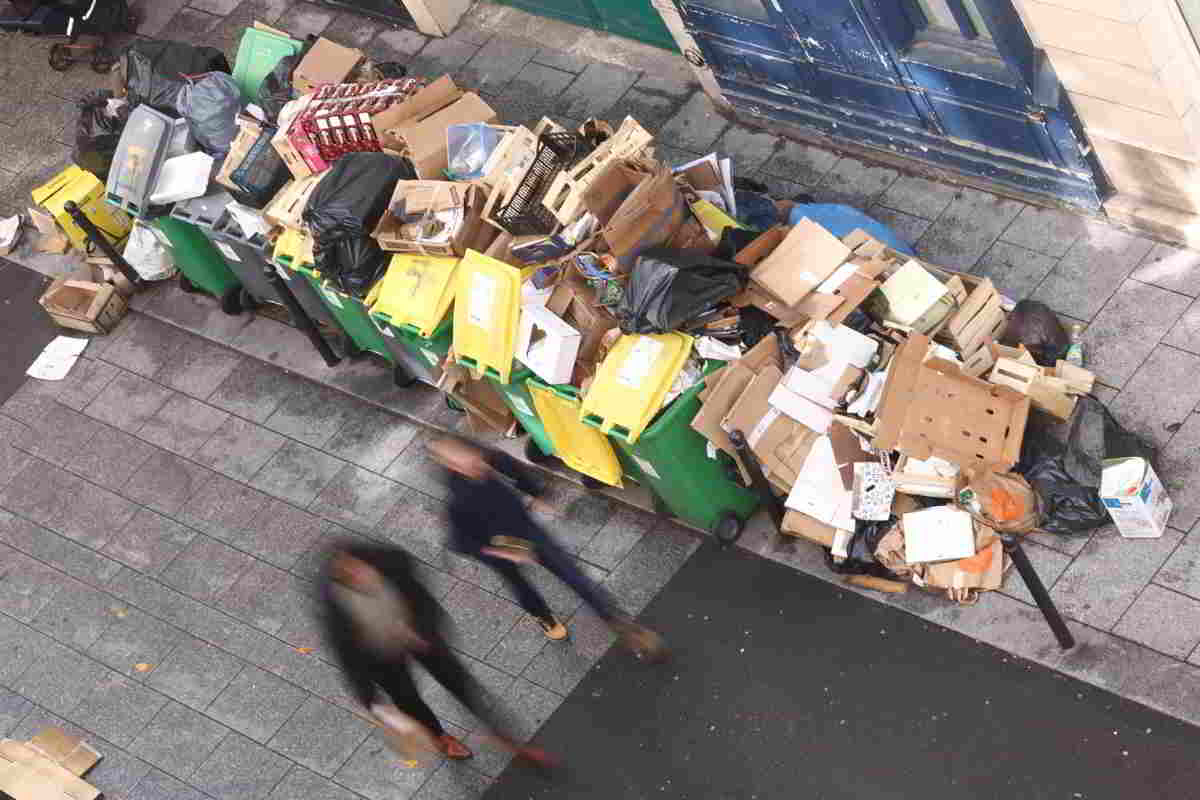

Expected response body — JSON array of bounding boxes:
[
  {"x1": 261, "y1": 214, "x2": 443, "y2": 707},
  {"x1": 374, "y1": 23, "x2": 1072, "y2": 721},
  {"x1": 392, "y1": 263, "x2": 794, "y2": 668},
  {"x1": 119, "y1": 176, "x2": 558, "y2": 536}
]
[
  {"x1": 535, "y1": 536, "x2": 620, "y2": 622},
  {"x1": 479, "y1": 553, "x2": 554, "y2": 620},
  {"x1": 374, "y1": 663, "x2": 445, "y2": 736}
]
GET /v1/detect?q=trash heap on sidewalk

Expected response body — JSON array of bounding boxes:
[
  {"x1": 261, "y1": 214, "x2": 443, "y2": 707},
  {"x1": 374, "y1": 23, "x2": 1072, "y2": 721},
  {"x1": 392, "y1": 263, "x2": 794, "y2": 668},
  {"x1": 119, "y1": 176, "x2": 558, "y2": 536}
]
[{"x1": 24, "y1": 22, "x2": 1171, "y2": 606}]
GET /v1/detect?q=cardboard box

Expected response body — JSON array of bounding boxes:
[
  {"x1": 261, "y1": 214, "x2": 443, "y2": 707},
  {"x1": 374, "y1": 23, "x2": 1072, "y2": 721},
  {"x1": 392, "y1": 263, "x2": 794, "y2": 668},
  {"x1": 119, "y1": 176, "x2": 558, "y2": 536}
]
[
  {"x1": 0, "y1": 728, "x2": 102, "y2": 800},
  {"x1": 440, "y1": 366, "x2": 515, "y2": 435},
  {"x1": 1100, "y1": 457, "x2": 1173, "y2": 538},
  {"x1": 587, "y1": 159, "x2": 685, "y2": 273},
  {"x1": 749, "y1": 218, "x2": 851, "y2": 308},
  {"x1": 872, "y1": 334, "x2": 1029, "y2": 470},
  {"x1": 31, "y1": 165, "x2": 132, "y2": 254},
  {"x1": 373, "y1": 181, "x2": 492, "y2": 256},
  {"x1": 988, "y1": 357, "x2": 1076, "y2": 421},
  {"x1": 515, "y1": 304, "x2": 581, "y2": 385},
  {"x1": 39, "y1": 280, "x2": 127, "y2": 334},
  {"x1": 373, "y1": 77, "x2": 497, "y2": 179},
  {"x1": 263, "y1": 173, "x2": 324, "y2": 231},
  {"x1": 781, "y1": 510, "x2": 841, "y2": 547},
  {"x1": 903, "y1": 505, "x2": 976, "y2": 563},
  {"x1": 541, "y1": 116, "x2": 653, "y2": 225},
  {"x1": 892, "y1": 454, "x2": 959, "y2": 498},
  {"x1": 867, "y1": 259, "x2": 955, "y2": 333},
  {"x1": 292, "y1": 37, "x2": 363, "y2": 94},
  {"x1": 546, "y1": 275, "x2": 618, "y2": 382}
]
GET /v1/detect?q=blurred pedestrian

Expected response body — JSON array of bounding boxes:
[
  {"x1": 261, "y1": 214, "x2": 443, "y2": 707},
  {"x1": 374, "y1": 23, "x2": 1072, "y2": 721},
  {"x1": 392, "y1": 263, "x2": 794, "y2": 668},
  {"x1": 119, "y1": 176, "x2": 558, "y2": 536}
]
[
  {"x1": 428, "y1": 434, "x2": 666, "y2": 659},
  {"x1": 319, "y1": 541, "x2": 554, "y2": 765}
]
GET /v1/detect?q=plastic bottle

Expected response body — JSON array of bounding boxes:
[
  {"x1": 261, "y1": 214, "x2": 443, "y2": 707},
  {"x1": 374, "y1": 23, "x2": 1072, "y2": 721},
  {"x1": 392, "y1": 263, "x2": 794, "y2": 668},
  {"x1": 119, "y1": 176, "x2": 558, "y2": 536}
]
[{"x1": 1065, "y1": 323, "x2": 1085, "y2": 366}]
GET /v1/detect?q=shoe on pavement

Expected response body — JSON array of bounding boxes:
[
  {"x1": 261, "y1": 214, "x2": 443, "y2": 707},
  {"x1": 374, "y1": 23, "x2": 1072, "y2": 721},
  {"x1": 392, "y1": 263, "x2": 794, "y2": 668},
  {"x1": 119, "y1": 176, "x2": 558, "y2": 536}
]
[
  {"x1": 535, "y1": 615, "x2": 569, "y2": 641},
  {"x1": 439, "y1": 734, "x2": 473, "y2": 760}
]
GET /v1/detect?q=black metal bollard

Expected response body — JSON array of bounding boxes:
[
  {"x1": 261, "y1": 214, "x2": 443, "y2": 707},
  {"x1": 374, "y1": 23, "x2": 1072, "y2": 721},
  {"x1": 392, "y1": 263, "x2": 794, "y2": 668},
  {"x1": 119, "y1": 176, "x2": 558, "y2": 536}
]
[
  {"x1": 1000, "y1": 531, "x2": 1075, "y2": 650},
  {"x1": 261, "y1": 263, "x2": 341, "y2": 368},
  {"x1": 729, "y1": 429, "x2": 785, "y2": 534},
  {"x1": 61, "y1": 201, "x2": 145, "y2": 290}
]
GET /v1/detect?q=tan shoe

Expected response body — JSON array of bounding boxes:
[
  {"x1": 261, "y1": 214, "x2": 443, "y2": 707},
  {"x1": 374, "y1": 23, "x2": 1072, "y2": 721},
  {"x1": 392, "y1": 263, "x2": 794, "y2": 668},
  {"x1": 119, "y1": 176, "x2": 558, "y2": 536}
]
[{"x1": 535, "y1": 615, "x2": 569, "y2": 641}]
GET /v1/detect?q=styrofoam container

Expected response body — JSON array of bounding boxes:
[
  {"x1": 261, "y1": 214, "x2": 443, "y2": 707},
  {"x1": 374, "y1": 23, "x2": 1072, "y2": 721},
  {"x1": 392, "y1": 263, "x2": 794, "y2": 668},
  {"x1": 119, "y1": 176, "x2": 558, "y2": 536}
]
[{"x1": 149, "y1": 152, "x2": 214, "y2": 205}]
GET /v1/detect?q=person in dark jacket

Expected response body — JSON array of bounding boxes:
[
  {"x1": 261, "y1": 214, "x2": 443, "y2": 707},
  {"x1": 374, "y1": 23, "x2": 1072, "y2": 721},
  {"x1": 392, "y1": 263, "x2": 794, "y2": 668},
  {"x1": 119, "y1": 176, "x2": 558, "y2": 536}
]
[
  {"x1": 318, "y1": 540, "x2": 552, "y2": 764},
  {"x1": 429, "y1": 435, "x2": 665, "y2": 659}
]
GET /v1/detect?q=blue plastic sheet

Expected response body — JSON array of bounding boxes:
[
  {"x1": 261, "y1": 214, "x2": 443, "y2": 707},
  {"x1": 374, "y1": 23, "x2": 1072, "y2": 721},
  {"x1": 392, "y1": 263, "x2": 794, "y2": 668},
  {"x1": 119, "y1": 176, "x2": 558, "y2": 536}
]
[{"x1": 788, "y1": 203, "x2": 916, "y2": 256}]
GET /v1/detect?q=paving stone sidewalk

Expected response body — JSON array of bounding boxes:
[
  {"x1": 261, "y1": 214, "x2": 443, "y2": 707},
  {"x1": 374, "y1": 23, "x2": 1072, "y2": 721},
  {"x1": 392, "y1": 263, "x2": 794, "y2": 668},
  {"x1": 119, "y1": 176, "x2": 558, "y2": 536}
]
[{"x1": 4, "y1": 1, "x2": 1200, "y2": 797}]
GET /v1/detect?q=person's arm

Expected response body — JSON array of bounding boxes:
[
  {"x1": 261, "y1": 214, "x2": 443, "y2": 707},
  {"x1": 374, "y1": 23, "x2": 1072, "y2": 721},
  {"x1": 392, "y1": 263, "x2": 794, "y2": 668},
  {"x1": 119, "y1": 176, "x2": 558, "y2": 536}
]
[{"x1": 485, "y1": 448, "x2": 545, "y2": 498}]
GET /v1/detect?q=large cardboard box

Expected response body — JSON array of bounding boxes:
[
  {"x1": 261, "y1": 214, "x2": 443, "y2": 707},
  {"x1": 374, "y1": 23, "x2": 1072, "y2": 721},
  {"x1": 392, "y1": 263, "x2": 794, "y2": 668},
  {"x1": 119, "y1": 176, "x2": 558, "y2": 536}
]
[
  {"x1": 373, "y1": 77, "x2": 497, "y2": 179},
  {"x1": 39, "y1": 280, "x2": 127, "y2": 334},
  {"x1": 749, "y1": 218, "x2": 851, "y2": 308},
  {"x1": 292, "y1": 37, "x2": 363, "y2": 94},
  {"x1": 546, "y1": 275, "x2": 618, "y2": 383},
  {"x1": 586, "y1": 159, "x2": 686, "y2": 273},
  {"x1": 872, "y1": 333, "x2": 1029, "y2": 471},
  {"x1": 1100, "y1": 457, "x2": 1173, "y2": 538},
  {"x1": 373, "y1": 180, "x2": 492, "y2": 256}
]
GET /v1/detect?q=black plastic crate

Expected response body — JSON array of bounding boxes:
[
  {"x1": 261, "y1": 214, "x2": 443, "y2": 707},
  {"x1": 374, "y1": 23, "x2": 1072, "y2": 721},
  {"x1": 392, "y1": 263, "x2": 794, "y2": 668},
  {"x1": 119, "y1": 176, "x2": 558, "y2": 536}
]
[
  {"x1": 491, "y1": 131, "x2": 585, "y2": 236},
  {"x1": 230, "y1": 127, "x2": 290, "y2": 209}
]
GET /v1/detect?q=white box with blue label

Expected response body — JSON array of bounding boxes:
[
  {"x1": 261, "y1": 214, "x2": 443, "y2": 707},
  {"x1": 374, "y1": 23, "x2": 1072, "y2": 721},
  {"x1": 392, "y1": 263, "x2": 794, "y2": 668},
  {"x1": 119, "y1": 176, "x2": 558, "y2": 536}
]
[{"x1": 1100, "y1": 457, "x2": 1172, "y2": 539}]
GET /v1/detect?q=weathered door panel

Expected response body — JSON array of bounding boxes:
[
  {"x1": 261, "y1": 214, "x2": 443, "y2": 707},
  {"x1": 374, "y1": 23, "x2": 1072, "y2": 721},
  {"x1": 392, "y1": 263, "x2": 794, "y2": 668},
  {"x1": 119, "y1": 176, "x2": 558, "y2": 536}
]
[
  {"x1": 783, "y1": 0, "x2": 896, "y2": 81},
  {"x1": 926, "y1": 97, "x2": 1052, "y2": 162}
]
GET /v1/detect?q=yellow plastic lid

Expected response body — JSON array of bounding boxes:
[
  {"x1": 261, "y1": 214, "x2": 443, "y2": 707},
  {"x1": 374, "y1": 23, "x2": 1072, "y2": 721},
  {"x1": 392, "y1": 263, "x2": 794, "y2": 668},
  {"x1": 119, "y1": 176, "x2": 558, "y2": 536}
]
[
  {"x1": 369, "y1": 253, "x2": 459, "y2": 338},
  {"x1": 272, "y1": 228, "x2": 316, "y2": 274},
  {"x1": 530, "y1": 382, "x2": 622, "y2": 487},
  {"x1": 452, "y1": 249, "x2": 525, "y2": 384},
  {"x1": 580, "y1": 331, "x2": 693, "y2": 444}
]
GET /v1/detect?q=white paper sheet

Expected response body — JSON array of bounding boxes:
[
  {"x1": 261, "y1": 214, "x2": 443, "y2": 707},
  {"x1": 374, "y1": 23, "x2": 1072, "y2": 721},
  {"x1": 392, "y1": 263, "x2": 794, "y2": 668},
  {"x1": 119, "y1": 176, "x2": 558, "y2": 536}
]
[{"x1": 26, "y1": 336, "x2": 89, "y2": 381}]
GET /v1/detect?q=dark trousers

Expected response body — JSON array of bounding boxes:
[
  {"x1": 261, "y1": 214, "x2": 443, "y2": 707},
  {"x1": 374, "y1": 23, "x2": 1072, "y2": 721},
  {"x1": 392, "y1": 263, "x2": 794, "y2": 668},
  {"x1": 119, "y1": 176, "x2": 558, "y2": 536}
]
[
  {"x1": 477, "y1": 536, "x2": 619, "y2": 623},
  {"x1": 371, "y1": 647, "x2": 484, "y2": 736}
]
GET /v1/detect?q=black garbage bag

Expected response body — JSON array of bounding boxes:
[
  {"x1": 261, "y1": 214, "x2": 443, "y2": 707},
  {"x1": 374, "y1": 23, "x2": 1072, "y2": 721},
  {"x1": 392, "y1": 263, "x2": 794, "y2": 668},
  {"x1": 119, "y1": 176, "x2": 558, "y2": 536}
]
[
  {"x1": 72, "y1": 91, "x2": 129, "y2": 181},
  {"x1": 1000, "y1": 299, "x2": 1070, "y2": 367},
  {"x1": 824, "y1": 516, "x2": 898, "y2": 578},
  {"x1": 176, "y1": 73, "x2": 242, "y2": 160},
  {"x1": 714, "y1": 226, "x2": 759, "y2": 261},
  {"x1": 303, "y1": 153, "x2": 415, "y2": 297},
  {"x1": 123, "y1": 40, "x2": 231, "y2": 115},
  {"x1": 257, "y1": 53, "x2": 302, "y2": 124},
  {"x1": 617, "y1": 247, "x2": 747, "y2": 334},
  {"x1": 734, "y1": 190, "x2": 779, "y2": 231}
]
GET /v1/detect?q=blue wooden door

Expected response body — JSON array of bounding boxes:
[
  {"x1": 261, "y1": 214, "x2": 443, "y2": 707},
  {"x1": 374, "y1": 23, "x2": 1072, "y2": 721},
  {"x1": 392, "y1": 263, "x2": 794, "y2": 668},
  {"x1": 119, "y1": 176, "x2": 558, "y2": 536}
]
[{"x1": 674, "y1": 0, "x2": 1108, "y2": 209}]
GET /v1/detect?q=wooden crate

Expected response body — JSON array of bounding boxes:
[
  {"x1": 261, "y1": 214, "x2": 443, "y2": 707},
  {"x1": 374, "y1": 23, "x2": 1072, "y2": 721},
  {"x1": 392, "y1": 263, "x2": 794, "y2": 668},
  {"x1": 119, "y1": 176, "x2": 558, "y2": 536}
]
[
  {"x1": 989, "y1": 357, "x2": 1076, "y2": 421},
  {"x1": 540, "y1": 116, "x2": 652, "y2": 226}
]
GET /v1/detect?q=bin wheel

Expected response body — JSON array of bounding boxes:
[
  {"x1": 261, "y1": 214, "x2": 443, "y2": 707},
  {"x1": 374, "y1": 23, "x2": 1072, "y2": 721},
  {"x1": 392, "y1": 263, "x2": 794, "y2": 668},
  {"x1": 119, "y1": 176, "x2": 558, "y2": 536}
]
[
  {"x1": 178, "y1": 274, "x2": 201, "y2": 294},
  {"x1": 91, "y1": 46, "x2": 117, "y2": 73},
  {"x1": 49, "y1": 44, "x2": 73, "y2": 72},
  {"x1": 237, "y1": 288, "x2": 259, "y2": 312},
  {"x1": 446, "y1": 396, "x2": 465, "y2": 413},
  {"x1": 524, "y1": 439, "x2": 554, "y2": 466},
  {"x1": 219, "y1": 286, "x2": 244, "y2": 315},
  {"x1": 393, "y1": 365, "x2": 419, "y2": 388},
  {"x1": 580, "y1": 474, "x2": 607, "y2": 492},
  {"x1": 713, "y1": 512, "x2": 744, "y2": 547}
]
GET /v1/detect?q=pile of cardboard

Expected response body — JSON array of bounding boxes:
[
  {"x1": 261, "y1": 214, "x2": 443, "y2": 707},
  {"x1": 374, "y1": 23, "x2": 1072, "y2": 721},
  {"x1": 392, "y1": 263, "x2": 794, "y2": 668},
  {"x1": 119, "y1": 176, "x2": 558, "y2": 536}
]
[{"x1": 0, "y1": 728, "x2": 103, "y2": 800}]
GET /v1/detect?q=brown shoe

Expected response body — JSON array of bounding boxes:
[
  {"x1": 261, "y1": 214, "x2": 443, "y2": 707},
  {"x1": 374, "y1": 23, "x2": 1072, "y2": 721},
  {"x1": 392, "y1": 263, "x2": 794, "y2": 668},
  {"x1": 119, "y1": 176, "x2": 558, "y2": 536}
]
[
  {"x1": 438, "y1": 734, "x2": 473, "y2": 760},
  {"x1": 535, "y1": 615, "x2": 569, "y2": 641},
  {"x1": 612, "y1": 620, "x2": 668, "y2": 663}
]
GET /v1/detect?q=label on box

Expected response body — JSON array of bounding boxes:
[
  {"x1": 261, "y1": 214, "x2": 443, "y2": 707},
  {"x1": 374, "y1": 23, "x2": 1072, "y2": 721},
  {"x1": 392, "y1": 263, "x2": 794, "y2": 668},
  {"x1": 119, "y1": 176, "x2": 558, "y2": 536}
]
[
  {"x1": 468, "y1": 272, "x2": 497, "y2": 328},
  {"x1": 631, "y1": 454, "x2": 661, "y2": 480},
  {"x1": 509, "y1": 395, "x2": 533, "y2": 418},
  {"x1": 617, "y1": 336, "x2": 664, "y2": 389},
  {"x1": 215, "y1": 241, "x2": 241, "y2": 262}
]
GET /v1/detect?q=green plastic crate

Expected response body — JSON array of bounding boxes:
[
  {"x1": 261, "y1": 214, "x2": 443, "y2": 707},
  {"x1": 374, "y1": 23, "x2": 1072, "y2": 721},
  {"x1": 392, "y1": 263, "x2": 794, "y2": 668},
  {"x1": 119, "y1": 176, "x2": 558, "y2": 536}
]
[{"x1": 232, "y1": 28, "x2": 303, "y2": 104}]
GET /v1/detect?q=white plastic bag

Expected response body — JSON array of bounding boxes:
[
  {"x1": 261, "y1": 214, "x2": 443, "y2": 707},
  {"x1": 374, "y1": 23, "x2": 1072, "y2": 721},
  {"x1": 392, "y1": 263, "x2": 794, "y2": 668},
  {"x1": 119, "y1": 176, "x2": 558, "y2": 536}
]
[{"x1": 123, "y1": 221, "x2": 176, "y2": 281}]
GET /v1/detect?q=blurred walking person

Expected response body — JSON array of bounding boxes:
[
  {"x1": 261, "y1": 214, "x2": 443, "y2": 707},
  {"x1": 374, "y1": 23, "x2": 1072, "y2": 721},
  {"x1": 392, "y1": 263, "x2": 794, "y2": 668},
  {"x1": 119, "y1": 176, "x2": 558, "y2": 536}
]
[
  {"x1": 429, "y1": 434, "x2": 665, "y2": 659},
  {"x1": 319, "y1": 541, "x2": 554, "y2": 765}
]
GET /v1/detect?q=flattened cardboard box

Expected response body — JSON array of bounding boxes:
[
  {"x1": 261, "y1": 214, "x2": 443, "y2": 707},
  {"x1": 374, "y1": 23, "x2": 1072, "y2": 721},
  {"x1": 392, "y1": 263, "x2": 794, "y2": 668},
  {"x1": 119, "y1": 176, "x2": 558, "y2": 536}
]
[
  {"x1": 373, "y1": 77, "x2": 498, "y2": 179},
  {"x1": 292, "y1": 37, "x2": 363, "y2": 94},
  {"x1": 749, "y1": 218, "x2": 850, "y2": 308}
]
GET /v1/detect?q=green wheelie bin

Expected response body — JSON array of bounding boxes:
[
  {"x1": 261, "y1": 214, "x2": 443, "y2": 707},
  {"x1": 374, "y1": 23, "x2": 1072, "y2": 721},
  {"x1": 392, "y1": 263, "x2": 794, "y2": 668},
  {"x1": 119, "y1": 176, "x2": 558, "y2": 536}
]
[
  {"x1": 610, "y1": 376, "x2": 759, "y2": 540},
  {"x1": 370, "y1": 314, "x2": 454, "y2": 388},
  {"x1": 155, "y1": 216, "x2": 245, "y2": 314},
  {"x1": 489, "y1": 364, "x2": 558, "y2": 466}
]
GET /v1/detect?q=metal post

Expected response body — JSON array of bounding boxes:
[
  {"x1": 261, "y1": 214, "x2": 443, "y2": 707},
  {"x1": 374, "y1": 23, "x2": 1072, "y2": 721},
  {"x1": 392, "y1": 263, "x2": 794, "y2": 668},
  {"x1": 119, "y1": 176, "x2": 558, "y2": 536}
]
[
  {"x1": 729, "y1": 429, "x2": 785, "y2": 534},
  {"x1": 261, "y1": 263, "x2": 342, "y2": 368},
  {"x1": 1000, "y1": 532, "x2": 1075, "y2": 650},
  {"x1": 61, "y1": 201, "x2": 145, "y2": 290}
]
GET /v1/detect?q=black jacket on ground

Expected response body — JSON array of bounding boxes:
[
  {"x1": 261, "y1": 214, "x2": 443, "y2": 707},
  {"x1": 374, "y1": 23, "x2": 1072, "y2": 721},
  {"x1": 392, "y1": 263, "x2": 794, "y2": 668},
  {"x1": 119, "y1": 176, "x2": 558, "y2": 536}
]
[{"x1": 444, "y1": 447, "x2": 546, "y2": 558}]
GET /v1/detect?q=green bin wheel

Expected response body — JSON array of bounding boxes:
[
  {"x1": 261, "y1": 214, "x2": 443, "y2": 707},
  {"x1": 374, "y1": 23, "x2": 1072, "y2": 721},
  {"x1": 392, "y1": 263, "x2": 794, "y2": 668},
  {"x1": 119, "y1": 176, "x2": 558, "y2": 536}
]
[
  {"x1": 178, "y1": 273, "x2": 201, "y2": 294},
  {"x1": 713, "y1": 512, "x2": 743, "y2": 547},
  {"x1": 393, "y1": 365, "x2": 419, "y2": 388},
  {"x1": 220, "y1": 285, "x2": 245, "y2": 315},
  {"x1": 523, "y1": 438, "x2": 555, "y2": 466}
]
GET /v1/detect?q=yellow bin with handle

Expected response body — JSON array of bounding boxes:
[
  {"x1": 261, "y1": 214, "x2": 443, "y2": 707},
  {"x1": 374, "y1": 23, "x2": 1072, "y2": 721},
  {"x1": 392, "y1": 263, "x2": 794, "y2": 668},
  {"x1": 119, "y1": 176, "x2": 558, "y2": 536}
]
[
  {"x1": 529, "y1": 380, "x2": 624, "y2": 487},
  {"x1": 369, "y1": 253, "x2": 460, "y2": 338},
  {"x1": 452, "y1": 249, "x2": 529, "y2": 385},
  {"x1": 32, "y1": 165, "x2": 132, "y2": 254},
  {"x1": 580, "y1": 331, "x2": 693, "y2": 444}
]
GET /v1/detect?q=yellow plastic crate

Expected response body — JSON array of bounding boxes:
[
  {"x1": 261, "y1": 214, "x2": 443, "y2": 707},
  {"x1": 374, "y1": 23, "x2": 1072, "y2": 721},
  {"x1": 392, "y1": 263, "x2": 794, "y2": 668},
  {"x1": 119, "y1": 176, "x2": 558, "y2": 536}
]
[
  {"x1": 530, "y1": 382, "x2": 623, "y2": 488},
  {"x1": 452, "y1": 249, "x2": 526, "y2": 384},
  {"x1": 32, "y1": 165, "x2": 132, "y2": 254},
  {"x1": 369, "y1": 253, "x2": 459, "y2": 338},
  {"x1": 271, "y1": 227, "x2": 316, "y2": 273},
  {"x1": 580, "y1": 332, "x2": 693, "y2": 444}
]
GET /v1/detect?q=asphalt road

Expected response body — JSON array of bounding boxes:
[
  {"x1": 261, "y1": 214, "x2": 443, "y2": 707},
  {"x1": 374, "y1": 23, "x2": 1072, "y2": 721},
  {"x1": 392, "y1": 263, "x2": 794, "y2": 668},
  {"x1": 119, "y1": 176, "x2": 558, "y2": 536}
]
[
  {"x1": 488, "y1": 543, "x2": 1200, "y2": 800},
  {"x1": 0, "y1": 257, "x2": 57, "y2": 404}
]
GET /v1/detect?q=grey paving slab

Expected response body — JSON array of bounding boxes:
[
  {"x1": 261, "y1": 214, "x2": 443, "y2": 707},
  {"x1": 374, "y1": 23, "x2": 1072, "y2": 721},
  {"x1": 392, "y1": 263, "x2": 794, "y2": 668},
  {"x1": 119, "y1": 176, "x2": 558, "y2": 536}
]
[
  {"x1": 578, "y1": 505, "x2": 655, "y2": 570},
  {"x1": 137, "y1": 394, "x2": 230, "y2": 457},
  {"x1": 491, "y1": 62, "x2": 576, "y2": 129},
  {"x1": 100, "y1": 315, "x2": 193, "y2": 379},
  {"x1": 368, "y1": 27, "x2": 429, "y2": 60},
  {"x1": 759, "y1": 137, "x2": 839, "y2": 185},
  {"x1": 606, "y1": 82, "x2": 694, "y2": 134},
  {"x1": 65, "y1": 424, "x2": 156, "y2": 492},
  {"x1": 659, "y1": 92, "x2": 728, "y2": 153},
  {"x1": 1051, "y1": 527, "x2": 1183, "y2": 630},
  {"x1": 320, "y1": 9, "x2": 384, "y2": 48},
  {"x1": 154, "y1": 336, "x2": 244, "y2": 401},
  {"x1": 0, "y1": 457, "x2": 79, "y2": 528},
  {"x1": 1156, "y1": 531, "x2": 1200, "y2": 600},
  {"x1": 495, "y1": 676, "x2": 563, "y2": 741},
  {"x1": 997, "y1": 205, "x2": 1087, "y2": 258},
  {"x1": 1108, "y1": 345, "x2": 1200, "y2": 447},
  {"x1": 161, "y1": 535, "x2": 255, "y2": 604},
  {"x1": 188, "y1": 0, "x2": 242, "y2": 13},
  {"x1": 531, "y1": 47, "x2": 590, "y2": 74},
  {"x1": 864, "y1": 205, "x2": 933, "y2": 249},
  {"x1": 102, "y1": 507, "x2": 198, "y2": 577},
  {"x1": 1111, "y1": 583, "x2": 1200, "y2": 659},
  {"x1": 207, "y1": 664, "x2": 309, "y2": 744},
  {"x1": 1033, "y1": 221, "x2": 1157, "y2": 320},
  {"x1": 278, "y1": 1, "x2": 335, "y2": 39},
  {"x1": 67, "y1": 671, "x2": 168, "y2": 748},
  {"x1": 177, "y1": 471, "x2": 272, "y2": 543},
  {"x1": 31, "y1": 578, "x2": 117, "y2": 650},
  {"x1": 554, "y1": 61, "x2": 640, "y2": 121},
  {"x1": 0, "y1": 690, "x2": 33, "y2": 738},
  {"x1": 10, "y1": 639, "x2": 111, "y2": 716},
  {"x1": 123, "y1": 450, "x2": 213, "y2": 516},
  {"x1": 137, "y1": 285, "x2": 257, "y2": 352},
  {"x1": 0, "y1": 542, "x2": 71, "y2": 622},
  {"x1": 160, "y1": 6, "x2": 224, "y2": 42},
  {"x1": 713, "y1": 127, "x2": 778, "y2": 177},
  {"x1": 443, "y1": 581, "x2": 524, "y2": 660},
  {"x1": 1163, "y1": 297, "x2": 1200, "y2": 356},
  {"x1": 52, "y1": 471, "x2": 140, "y2": 550},
  {"x1": 384, "y1": 433, "x2": 452, "y2": 501},
  {"x1": 0, "y1": 511, "x2": 122, "y2": 587},
  {"x1": 335, "y1": 728, "x2": 444, "y2": 800},
  {"x1": 525, "y1": 483, "x2": 616, "y2": 554},
  {"x1": 969, "y1": 240, "x2": 1059, "y2": 299},
  {"x1": 15, "y1": 400, "x2": 102, "y2": 467},
  {"x1": 311, "y1": 463, "x2": 403, "y2": 533},
  {"x1": 485, "y1": 617, "x2": 549, "y2": 677},
  {"x1": 193, "y1": 415, "x2": 288, "y2": 483},
  {"x1": 413, "y1": 761, "x2": 492, "y2": 800},
  {"x1": 814, "y1": 156, "x2": 900, "y2": 210},
  {"x1": 458, "y1": 36, "x2": 537, "y2": 96},
  {"x1": 147, "y1": 635, "x2": 244, "y2": 710},
  {"x1": 878, "y1": 175, "x2": 961, "y2": 221},
  {"x1": 268, "y1": 765, "x2": 362, "y2": 800},
  {"x1": 39, "y1": 356, "x2": 120, "y2": 411},
  {"x1": 87, "y1": 605, "x2": 185, "y2": 679},
  {"x1": 0, "y1": 611, "x2": 51, "y2": 686},
  {"x1": 130, "y1": 700, "x2": 230, "y2": 778},
  {"x1": 252, "y1": 440, "x2": 346, "y2": 507},
  {"x1": 106, "y1": 568, "x2": 233, "y2": 643},
  {"x1": 915, "y1": 187, "x2": 1024, "y2": 270},
  {"x1": 0, "y1": 440, "x2": 30, "y2": 494},
  {"x1": 239, "y1": 497, "x2": 332, "y2": 570},
  {"x1": 265, "y1": 384, "x2": 362, "y2": 449},
  {"x1": 218, "y1": 560, "x2": 305, "y2": 635},
  {"x1": 2, "y1": 381, "x2": 56, "y2": 426},
  {"x1": 603, "y1": 521, "x2": 701, "y2": 615},
  {"x1": 324, "y1": 406, "x2": 421, "y2": 473},
  {"x1": 1080, "y1": 280, "x2": 1191, "y2": 388},
  {"x1": 128, "y1": 769, "x2": 210, "y2": 800},
  {"x1": 521, "y1": 605, "x2": 614, "y2": 696},
  {"x1": 206, "y1": 360, "x2": 306, "y2": 423},
  {"x1": 408, "y1": 37, "x2": 482, "y2": 78},
  {"x1": 1130, "y1": 243, "x2": 1200, "y2": 298},
  {"x1": 268, "y1": 695, "x2": 372, "y2": 777},
  {"x1": 192, "y1": 731, "x2": 293, "y2": 800},
  {"x1": 84, "y1": 371, "x2": 174, "y2": 433}
]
